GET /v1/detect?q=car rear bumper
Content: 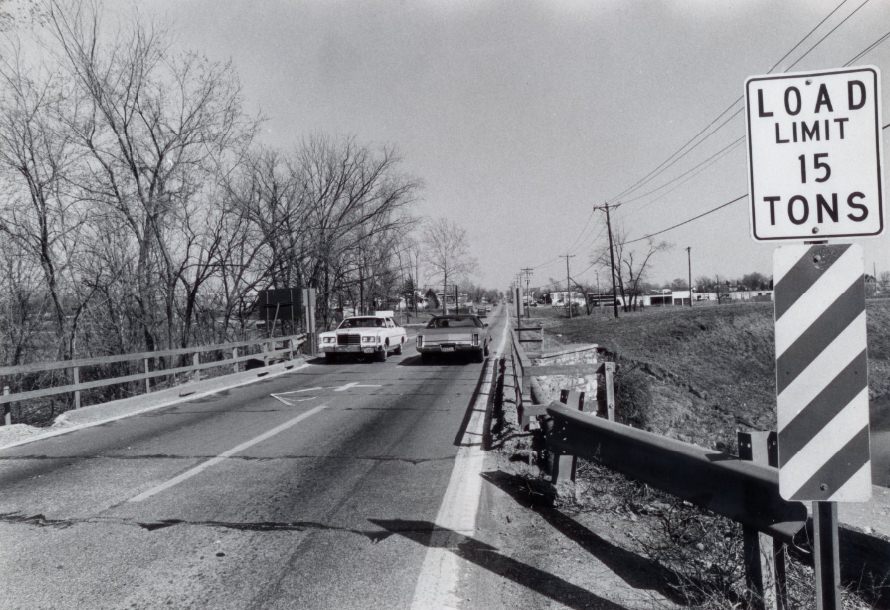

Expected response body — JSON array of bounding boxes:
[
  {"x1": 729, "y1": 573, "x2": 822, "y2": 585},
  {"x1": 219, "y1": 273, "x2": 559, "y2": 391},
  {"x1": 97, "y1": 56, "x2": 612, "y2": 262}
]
[{"x1": 417, "y1": 343, "x2": 480, "y2": 354}]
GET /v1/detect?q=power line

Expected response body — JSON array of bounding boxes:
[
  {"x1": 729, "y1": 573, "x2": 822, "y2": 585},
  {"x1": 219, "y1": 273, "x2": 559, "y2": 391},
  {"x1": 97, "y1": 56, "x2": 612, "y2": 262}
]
[
  {"x1": 783, "y1": 0, "x2": 873, "y2": 72},
  {"x1": 625, "y1": 194, "x2": 747, "y2": 245},
  {"x1": 623, "y1": 136, "x2": 745, "y2": 207},
  {"x1": 844, "y1": 28, "x2": 890, "y2": 65},
  {"x1": 622, "y1": 123, "x2": 890, "y2": 245},
  {"x1": 606, "y1": 0, "x2": 862, "y2": 207}
]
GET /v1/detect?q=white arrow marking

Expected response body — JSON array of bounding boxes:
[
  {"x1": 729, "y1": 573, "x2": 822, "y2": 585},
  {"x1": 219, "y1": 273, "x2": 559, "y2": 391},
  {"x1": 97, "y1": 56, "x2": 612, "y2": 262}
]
[
  {"x1": 270, "y1": 393, "x2": 317, "y2": 406},
  {"x1": 334, "y1": 381, "x2": 382, "y2": 392}
]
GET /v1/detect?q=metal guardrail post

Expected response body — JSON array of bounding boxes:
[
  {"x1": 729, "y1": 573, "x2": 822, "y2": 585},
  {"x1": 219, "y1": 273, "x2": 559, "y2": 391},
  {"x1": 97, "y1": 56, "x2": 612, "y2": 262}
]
[
  {"x1": 604, "y1": 362, "x2": 616, "y2": 421},
  {"x1": 3, "y1": 385, "x2": 10, "y2": 426},
  {"x1": 739, "y1": 430, "x2": 786, "y2": 610},
  {"x1": 72, "y1": 366, "x2": 81, "y2": 409},
  {"x1": 552, "y1": 390, "x2": 586, "y2": 495}
]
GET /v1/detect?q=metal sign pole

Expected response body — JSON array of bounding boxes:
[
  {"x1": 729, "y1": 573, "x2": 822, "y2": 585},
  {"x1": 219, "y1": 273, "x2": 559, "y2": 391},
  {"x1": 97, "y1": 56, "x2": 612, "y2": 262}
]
[{"x1": 813, "y1": 501, "x2": 841, "y2": 610}]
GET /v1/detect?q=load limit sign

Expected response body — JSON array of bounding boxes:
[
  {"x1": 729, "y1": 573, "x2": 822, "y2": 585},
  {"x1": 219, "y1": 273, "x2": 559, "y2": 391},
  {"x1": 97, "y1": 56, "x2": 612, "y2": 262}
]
[{"x1": 746, "y1": 67, "x2": 884, "y2": 241}]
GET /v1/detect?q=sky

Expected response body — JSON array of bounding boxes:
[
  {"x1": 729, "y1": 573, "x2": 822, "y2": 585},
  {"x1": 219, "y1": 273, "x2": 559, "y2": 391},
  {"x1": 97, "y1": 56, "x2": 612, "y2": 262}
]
[{"x1": 93, "y1": 1, "x2": 890, "y2": 290}]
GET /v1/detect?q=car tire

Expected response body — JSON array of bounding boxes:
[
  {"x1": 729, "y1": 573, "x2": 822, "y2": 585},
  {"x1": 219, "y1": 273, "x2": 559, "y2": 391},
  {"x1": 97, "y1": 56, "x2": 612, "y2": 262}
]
[
  {"x1": 394, "y1": 342, "x2": 403, "y2": 355},
  {"x1": 377, "y1": 344, "x2": 388, "y2": 362},
  {"x1": 325, "y1": 353, "x2": 337, "y2": 364},
  {"x1": 483, "y1": 342, "x2": 490, "y2": 357}
]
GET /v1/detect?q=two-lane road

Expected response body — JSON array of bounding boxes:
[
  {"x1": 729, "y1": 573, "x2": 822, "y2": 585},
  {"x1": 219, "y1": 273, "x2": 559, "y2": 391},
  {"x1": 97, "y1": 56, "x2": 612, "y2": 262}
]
[{"x1": 0, "y1": 309, "x2": 507, "y2": 609}]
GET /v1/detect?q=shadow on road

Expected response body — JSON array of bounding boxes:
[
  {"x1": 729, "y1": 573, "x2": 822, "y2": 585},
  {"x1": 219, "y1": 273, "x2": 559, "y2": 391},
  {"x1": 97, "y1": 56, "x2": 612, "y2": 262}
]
[
  {"x1": 480, "y1": 470, "x2": 685, "y2": 605},
  {"x1": 368, "y1": 518, "x2": 626, "y2": 610},
  {"x1": 397, "y1": 355, "x2": 472, "y2": 367}
]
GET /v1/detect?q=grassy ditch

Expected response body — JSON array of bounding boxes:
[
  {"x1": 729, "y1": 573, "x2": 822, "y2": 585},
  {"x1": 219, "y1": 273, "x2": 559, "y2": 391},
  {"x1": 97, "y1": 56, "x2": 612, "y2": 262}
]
[{"x1": 530, "y1": 300, "x2": 890, "y2": 451}]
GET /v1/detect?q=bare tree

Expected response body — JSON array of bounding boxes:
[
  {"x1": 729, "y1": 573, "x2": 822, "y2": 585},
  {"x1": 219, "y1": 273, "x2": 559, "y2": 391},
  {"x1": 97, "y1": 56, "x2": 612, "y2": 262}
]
[
  {"x1": 46, "y1": 0, "x2": 256, "y2": 350},
  {"x1": 422, "y1": 217, "x2": 477, "y2": 314},
  {"x1": 593, "y1": 224, "x2": 670, "y2": 312}
]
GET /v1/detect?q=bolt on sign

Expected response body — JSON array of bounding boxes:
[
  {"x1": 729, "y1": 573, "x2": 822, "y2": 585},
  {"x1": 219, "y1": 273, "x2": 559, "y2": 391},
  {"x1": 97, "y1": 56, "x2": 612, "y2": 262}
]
[
  {"x1": 774, "y1": 243, "x2": 871, "y2": 501},
  {"x1": 746, "y1": 67, "x2": 884, "y2": 241}
]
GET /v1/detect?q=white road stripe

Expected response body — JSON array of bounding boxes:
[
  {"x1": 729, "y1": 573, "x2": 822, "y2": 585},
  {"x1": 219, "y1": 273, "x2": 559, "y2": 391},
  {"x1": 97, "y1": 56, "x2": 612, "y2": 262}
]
[
  {"x1": 777, "y1": 312, "x2": 866, "y2": 429},
  {"x1": 410, "y1": 315, "x2": 509, "y2": 610},
  {"x1": 128, "y1": 405, "x2": 328, "y2": 503},
  {"x1": 780, "y1": 388, "x2": 868, "y2": 495},
  {"x1": 775, "y1": 245, "x2": 862, "y2": 355}
]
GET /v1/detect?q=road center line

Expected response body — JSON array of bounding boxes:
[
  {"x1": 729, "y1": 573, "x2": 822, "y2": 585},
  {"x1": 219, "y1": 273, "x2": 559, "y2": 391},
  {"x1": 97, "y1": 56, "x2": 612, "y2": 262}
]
[{"x1": 128, "y1": 405, "x2": 328, "y2": 503}]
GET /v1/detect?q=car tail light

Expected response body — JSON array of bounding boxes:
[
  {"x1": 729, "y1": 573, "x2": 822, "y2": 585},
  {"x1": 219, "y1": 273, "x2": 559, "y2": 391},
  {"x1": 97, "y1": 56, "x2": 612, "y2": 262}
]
[
  {"x1": 416, "y1": 336, "x2": 423, "y2": 348},
  {"x1": 472, "y1": 334, "x2": 479, "y2": 346}
]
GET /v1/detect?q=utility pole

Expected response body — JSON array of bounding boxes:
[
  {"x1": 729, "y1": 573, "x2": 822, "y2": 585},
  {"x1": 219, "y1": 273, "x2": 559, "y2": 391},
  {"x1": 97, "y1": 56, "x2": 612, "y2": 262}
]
[
  {"x1": 521, "y1": 267, "x2": 534, "y2": 319},
  {"x1": 595, "y1": 202, "x2": 620, "y2": 319},
  {"x1": 560, "y1": 255, "x2": 575, "y2": 318},
  {"x1": 686, "y1": 246, "x2": 693, "y2": 307}
]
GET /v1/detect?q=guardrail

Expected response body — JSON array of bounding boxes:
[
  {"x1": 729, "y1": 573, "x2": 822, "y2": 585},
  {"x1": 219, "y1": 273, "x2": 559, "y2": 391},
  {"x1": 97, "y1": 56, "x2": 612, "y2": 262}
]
[
  {"x1": 506, "y1": 330, "x2": 889, "y2": 608},
  {"x1": 543, "y1": 402, "x2": 890, "y2": 607},
  {"x1": 545, "y1": 403, "x2": 806, "y2": 539},
  {"x1": 0, "y1": 334, "x2": 306, "y2": 424}
]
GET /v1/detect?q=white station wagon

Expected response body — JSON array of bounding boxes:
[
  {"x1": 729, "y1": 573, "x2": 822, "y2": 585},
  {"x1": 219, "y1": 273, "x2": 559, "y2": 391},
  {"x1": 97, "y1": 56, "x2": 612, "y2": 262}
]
[{"x1": 318, "y1": 311, "x2": 407, "y2": 363}]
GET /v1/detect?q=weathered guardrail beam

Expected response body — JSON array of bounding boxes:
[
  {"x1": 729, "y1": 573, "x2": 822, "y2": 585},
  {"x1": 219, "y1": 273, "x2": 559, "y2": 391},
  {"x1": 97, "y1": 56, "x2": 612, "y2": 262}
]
[{"x1": 544, "y1": 402, "x2": 807, "y2": 541}]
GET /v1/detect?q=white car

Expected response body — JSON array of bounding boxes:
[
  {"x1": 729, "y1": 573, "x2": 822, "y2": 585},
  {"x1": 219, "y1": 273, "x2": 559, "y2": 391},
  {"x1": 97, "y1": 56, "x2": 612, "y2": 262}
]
[{"x1": 318, "y1": 311, "x2": 407, "y2": 363}]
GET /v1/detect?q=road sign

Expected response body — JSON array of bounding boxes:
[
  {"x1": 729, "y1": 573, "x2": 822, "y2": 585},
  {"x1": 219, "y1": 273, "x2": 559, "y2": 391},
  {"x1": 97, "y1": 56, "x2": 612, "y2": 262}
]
[
  {"x1": 774, "y1": 243, "x2": 871, "y2": 501},
  {"x1": 746, "y1": 67, "x2": 884, "y2": 241}
]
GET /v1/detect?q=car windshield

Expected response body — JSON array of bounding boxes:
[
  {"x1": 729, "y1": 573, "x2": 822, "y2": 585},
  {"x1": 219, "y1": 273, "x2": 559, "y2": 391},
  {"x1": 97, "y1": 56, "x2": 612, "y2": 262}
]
[
  {"x1": 338, "y1": 317, "x2": 384, "y2": 329},
  {"x1": 427, "y1": 316, "x2": 481, "y2": 329}
]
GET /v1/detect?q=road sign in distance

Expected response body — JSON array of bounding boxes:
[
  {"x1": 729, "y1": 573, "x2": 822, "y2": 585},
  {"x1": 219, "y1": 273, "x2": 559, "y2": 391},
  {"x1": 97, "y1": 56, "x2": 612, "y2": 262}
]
[{"x1": 746, "y1": 67, "x2": 884, "y2": 241}]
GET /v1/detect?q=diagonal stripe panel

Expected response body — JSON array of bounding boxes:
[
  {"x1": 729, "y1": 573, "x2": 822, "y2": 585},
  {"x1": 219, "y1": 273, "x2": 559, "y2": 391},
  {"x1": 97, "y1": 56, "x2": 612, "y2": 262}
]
[
  {"x1": 779, "y1": 387, "x2": 868, "y2": 492},
  {"x1": 784, "y1": 426, "x2": 871, "y2": 501},
  {"x1": 774, "y1": 245, "x2": 865, "y2": 356},
  {"x1": 774, "y1": 244, "x2": 850, "y2": 319},
  {"x1": 773, "y1": 243, "x2": 871, "y2": 503},
  {"x1": 828, "y1": 462, "x2": 872, "y2": 502},
  {"x1": 777, "y1": 351, "x2": 867, "y2": 462},
  {"x1": 775, "y1": 278, "x2": 864, "y2": 394},
  {"x1": 777, "y1": 312, "x2": 866, "y2": 424}
]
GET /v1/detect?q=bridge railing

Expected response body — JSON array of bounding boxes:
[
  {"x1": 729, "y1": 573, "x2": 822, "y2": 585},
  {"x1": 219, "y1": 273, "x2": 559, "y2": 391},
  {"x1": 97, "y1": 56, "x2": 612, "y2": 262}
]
[{"x1": 0, "y1": 334, "x2": 306, "y2": 424}]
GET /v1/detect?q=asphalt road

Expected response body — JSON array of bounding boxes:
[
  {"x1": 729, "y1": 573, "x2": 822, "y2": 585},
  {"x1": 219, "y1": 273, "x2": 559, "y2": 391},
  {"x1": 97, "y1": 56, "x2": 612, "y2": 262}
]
[{"x1": 0, "y1": 311, "x2": 506, "y2": 609}]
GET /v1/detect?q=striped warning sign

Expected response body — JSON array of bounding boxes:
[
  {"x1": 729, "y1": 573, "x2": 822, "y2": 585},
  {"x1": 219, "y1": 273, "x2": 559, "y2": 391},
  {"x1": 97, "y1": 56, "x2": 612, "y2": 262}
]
[{"x1": 774, "y1": 243, "x2": 871, "y2": 502}]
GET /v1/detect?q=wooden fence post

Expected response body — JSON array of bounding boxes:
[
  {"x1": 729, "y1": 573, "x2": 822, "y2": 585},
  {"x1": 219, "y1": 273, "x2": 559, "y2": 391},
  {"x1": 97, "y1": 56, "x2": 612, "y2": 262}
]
[
  {"x1": 738, "y1": 430, "x2": 786, "y2": 610},
  {"x1": 3, "y1": 385, "x2": 10, "y2": 426},
  {"x1": 143, "y1": 358, "x2": 151, "y2": 394},
  {"x1": 73, "y1": 366, "x2": 81, "y2": 409},
  {"x1": 192, "y1": 352, "x2": 201, "y2": 382},
  {"x1": 232, "y1": 347, "x2": 239, "y2": 374}
]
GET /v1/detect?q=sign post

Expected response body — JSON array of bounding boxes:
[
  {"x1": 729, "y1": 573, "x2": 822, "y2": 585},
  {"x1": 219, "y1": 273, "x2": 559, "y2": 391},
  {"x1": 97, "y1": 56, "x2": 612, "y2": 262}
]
[{"x1": 747, "y1": 66, "x2": 883, "y2": 610}]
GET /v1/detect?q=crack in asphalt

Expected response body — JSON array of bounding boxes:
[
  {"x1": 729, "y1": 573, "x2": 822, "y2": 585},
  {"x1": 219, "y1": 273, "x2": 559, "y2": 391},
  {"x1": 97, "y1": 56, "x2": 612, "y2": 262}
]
[
  {"x1": 0, "y1": 454, "x2": 454, "y2": 465},
  {"x1": 0, "y1": 511, "x2": 393, "y2": 542}
]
